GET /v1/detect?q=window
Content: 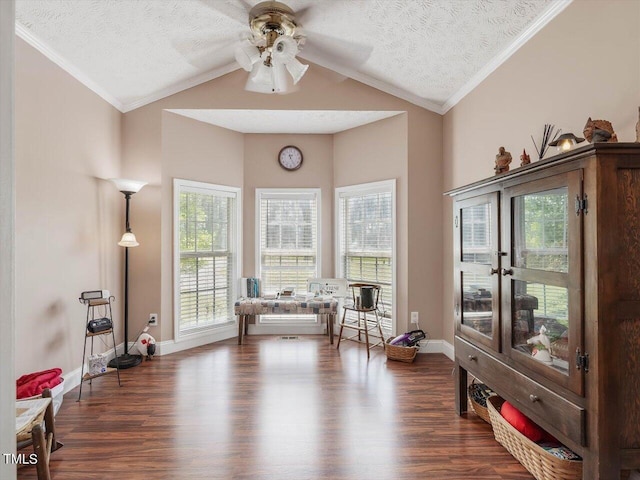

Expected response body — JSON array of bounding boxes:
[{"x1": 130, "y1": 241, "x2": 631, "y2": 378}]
[
  {"x1": 256, "y1": 189, "x2": 320, "y2": 322},
  {"x1": 174, "y1": 179, "x2": 241, "y2": 338},
  {"x1": 336, "y1": 180, "x2": 396, "y2": 332}
]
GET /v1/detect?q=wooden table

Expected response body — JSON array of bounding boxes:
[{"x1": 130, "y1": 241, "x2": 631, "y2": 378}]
[{"x1": 234, "y1": 297, "x2": 338, "y2": 345}]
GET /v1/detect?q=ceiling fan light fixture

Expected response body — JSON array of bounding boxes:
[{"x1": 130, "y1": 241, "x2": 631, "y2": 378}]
[
  {"x1": 272, "y1": 35, "x2": 298, "y2": 64},
  {"x1": 246, "y1": 61, "x2": 275, "y2": 93},
  {"x1": 272, "y1": 62, "x2": 290, "y2": 93},
  {"x1": 285, "y1": 57, "x2": 309, "y2": 85},
  {"x1": 235, "y1": 40, "x2": 261, "y2": 72},
  {"x1": 238, "y1": 1, "x2": 307, "y2": 94}
]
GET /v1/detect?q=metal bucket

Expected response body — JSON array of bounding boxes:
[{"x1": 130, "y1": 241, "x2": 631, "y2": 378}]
[{"x1": 360, "y1": 286, "x2": 375, "y2": 309}]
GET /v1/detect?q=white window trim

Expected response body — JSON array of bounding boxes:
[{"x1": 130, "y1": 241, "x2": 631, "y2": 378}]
[
  {"x1": 254, "y1": 188, "x2": 322, "y2": 328},
  {"x1": 335, "y1": 179, "x2": 397, "y2": 335},
  {"x1": 173, "y1": 178, "x2": 242, "y2": 342},
  {"x1": 255, "y1": 188, "x2": 322, "y2": 284}
]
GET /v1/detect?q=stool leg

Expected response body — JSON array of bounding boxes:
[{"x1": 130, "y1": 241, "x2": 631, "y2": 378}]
[
  {"x1": 32, "y1": 424, "x2": 51, "y2": 480},
  {"x1": 375, "y1": 310, "x2": 385, "y2": 350},
  {"x1": 42, "y1": 390, "x2": 62, "y2": 452},
  {"x1": 364, "y1": 311, "x2": 370, "y2": 359}
]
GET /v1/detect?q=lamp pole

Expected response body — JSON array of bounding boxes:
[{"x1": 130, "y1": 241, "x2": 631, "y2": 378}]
[
  {"x1": 123, "y1": 192, "x2": 132, "y2": 357},
  {"x1": 108, "y1": 179, "x2": 146, "y2": 370}
]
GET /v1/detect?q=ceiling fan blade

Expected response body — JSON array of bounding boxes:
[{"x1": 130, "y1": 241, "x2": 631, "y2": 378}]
[
  {"x1": 196, "y1": 0, "x2": 251, "y2": 25},
  {"x1": 292, "y1": 5, "x2": 313, "y2": 24},
  {"x1": 297, "y1": 29, "x2": 373, "y2": 70},
  {"x1": 172, "y1": 34, "x2": 240, "y2": 69}
]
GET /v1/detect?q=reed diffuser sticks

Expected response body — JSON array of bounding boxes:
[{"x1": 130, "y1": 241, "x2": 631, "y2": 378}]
[{"x1": 531, "y1": 124, "x2": 561, "y2": 160}]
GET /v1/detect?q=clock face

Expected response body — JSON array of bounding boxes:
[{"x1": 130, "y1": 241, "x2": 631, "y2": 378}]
[{"x1": 278, "y1": 146, "x2": 303, "y2": 171}]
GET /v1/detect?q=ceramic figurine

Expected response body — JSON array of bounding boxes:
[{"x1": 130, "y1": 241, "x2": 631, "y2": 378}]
[
  {"x1": 520, "y1": 149, "x2": 531, "y2": 167},
  {"x1": 527, "y1": 325, "x2": 553, "y2": 365},
  {"x1": 583, "y1": 117, "x2": 618, "y2": 143},
  {"x1": 494, "y1": 146, "x2": 512, "y2": 174}
]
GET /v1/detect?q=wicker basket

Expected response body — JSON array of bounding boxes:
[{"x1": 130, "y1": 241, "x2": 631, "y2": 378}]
[
  {"x1": 385, "y1": 339, "x2": 418, "y2": 363},
  {"x1": 468, "y1": 380, "x2": 494, "y2": 424},
  {"x1": 487, "y1": 396, "x2": 582, "y2": 480}
]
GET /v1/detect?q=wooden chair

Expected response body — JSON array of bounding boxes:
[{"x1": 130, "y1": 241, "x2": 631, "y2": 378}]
[
  {"x1": 336, "y1": 283, "x2": 385, "y2": 358},
  {"x1": 16, "y1": 388, "x2": 63, "y2": 480}
]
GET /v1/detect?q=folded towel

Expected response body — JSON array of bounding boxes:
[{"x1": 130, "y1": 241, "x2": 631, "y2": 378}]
[{"x1": 16, "y1": 368, "x2": 62, "y2": 399}]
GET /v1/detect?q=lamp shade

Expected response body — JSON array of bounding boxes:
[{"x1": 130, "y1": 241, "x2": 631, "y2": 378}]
[
  {"x1": 272, "y1": 62, "x2": 289, "y2": 93},
  {"x1": 235, "y1": 40, "x2": 261, "y2": 72},
  {"x1": 118, "y1": 232, "x2": 139, "y2": 247},
  {"x1": 549, "y1": 133, "x2": 585, "y2": 152},
  {"x1": 245, "y1": 60, "x2": 275, "y2": 93},
  {"x1": 109, "y1": 178, "x2": 147, "y2": 194},
  {"x1": 285, "y1": 57, "x2": 309, "y2": 85},
  {"x1": 272, "y1": 36, "x2": 298, "y2": 64}
]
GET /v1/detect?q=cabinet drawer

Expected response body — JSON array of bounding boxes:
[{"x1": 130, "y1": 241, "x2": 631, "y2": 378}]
[{"x1": 456, "y1": 337, "x2": 585, "y2": 446}]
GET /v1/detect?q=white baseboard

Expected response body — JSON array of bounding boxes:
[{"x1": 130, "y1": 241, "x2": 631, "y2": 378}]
[
  {"x1": 157, "y1": 325, "x2": 237, "y2": 356},
  {"x1": 417, "y1": 339, "x2": 454, "y2": 360}
]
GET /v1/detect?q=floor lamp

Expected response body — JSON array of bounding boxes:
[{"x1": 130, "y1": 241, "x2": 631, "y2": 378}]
[{"x1": 108, "y1": 178, "x2": 147, "y2": 370}]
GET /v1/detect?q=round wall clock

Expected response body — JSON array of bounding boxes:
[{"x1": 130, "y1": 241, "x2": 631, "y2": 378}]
[{"x1": 278, "y1": 145, "x2": 303, "y2": 171}]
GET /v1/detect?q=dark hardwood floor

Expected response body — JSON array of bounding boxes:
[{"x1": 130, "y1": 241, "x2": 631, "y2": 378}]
[{"x1": 18, "y1": 336, "x2": 533, "y2": 479}]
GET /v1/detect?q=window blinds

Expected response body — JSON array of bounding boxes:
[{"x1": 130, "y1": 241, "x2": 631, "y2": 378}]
[
  {"x1": 338, "y1": 188, "x2": 394, "y2": 330},
  {"x1": 258, "y1": 191, "x2": 318, "y2": 294},
  {"x1": 178, "y1": 187, "x2": 237, "y2": 332}
]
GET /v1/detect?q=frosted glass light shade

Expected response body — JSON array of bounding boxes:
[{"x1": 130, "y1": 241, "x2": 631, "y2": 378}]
[
  {"x1": 109, "y1": 178, "x2": 147, "y2": 193},
  {"x1": 245, "y1": 61, "x2": 275, "y2": 93},
  {"x1": 118, "y1": 232, "x2": 139, "y2": 247},
  {"x1": 285, "y1": 57, "x2": 309, "y2": 85},
  {"x1": 272, "y1": 36, "x2": 298, "y2": 64},
  {"x1": 235, "y1": 41, "x2": 261, "y2": 72},
  {"x1": 272, "y1": 62, "x2": 289, "y2": 93}
]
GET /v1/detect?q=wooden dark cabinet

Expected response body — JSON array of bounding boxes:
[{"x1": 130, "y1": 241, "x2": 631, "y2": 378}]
[{"x1": 447, "y1": 143, "x2": 640, "y2": 479}]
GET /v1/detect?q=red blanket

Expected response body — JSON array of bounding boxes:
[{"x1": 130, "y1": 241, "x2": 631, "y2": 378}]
[{"x1": 16, "y1": 368, "x2": 62, "y2": 399}]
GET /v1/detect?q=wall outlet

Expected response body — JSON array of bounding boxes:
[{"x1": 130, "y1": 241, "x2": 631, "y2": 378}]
[
  {"x1": 149, "y1": 313, "x2": 158, "y2": 326},
  {"x1": 410, "y1": 311, "x2": 419, "y2": 324}
]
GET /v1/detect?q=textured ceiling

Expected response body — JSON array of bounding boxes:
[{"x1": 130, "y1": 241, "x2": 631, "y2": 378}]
[
  {"x1": 15, "y1": 0, "x2": 570, "y2": 114},
  {"x1": 168, "y1": 109, "x2": 404, "y2": 134}
]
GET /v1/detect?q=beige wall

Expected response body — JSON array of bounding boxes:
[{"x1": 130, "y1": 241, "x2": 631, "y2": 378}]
[
  {"x1": 334, "y1": 114, "x2": 410, "y2": 333},
  {"x1": 122, "y1": 63, "x2": 443, "y2": 344},
  {"x1": 15, "y1": 38, "x2": 122, "y2": 376},
  {"x1": 243, "y1": 134, "x2": 333, "y2": 278},
  {"x1": 441, "y1": 0, "x2": 640, "y2": 344},
  {"x1": 160, "y1": 112, "x2": 244, "y2": 341}
]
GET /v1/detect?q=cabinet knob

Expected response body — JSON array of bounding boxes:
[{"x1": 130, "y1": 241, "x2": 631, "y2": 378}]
[
  {"x1": 529, "y1": 394, "x2": 539, "y2": 402},
  {"x1": 501, "y1": 268, "x2": 514, "y2": 276},
  {"x1": 468, "y1": 355, "x2": 477, "y2": 361},
  {"x1": 490, "y1": 268, "x2": 500, "y2": 275}
]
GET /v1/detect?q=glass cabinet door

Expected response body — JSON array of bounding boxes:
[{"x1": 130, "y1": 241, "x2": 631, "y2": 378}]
[
  {"x1": 502, "y1": 170, "x2": 584, "y2": 395},
  {"x1": 454, "y1": 193, "x2": 501, "y2": 352}
]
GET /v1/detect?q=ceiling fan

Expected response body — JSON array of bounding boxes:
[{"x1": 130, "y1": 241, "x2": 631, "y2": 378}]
[
  {"x1": 180, "y1": 0, "x2": 373, "y2": 94},
  {"x1": 234, "y1": 1, "x2": 308, "y2": 94}
]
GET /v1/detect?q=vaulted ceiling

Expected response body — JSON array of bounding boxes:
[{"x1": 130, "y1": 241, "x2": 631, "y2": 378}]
[{"x1": 15, "y1": 0, "x2": 570, "y2": 114}]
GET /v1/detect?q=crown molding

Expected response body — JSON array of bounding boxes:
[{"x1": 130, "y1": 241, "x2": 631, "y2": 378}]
[
  {"x1": 441, "y1": 0, "x2": 573, "y2": 114},
  {"x1": 121, "y1": 63, "x2": 241, "y2": 113},
  {"x1": 15, "y1": 23, "x2": 125, "y2": 112}
]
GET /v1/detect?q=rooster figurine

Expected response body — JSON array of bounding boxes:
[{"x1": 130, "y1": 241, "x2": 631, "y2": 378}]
[{"x1": 136, "y1": 333, "x2": 156, "y2": 360}]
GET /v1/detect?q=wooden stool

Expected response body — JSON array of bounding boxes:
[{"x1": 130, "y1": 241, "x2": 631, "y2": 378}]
[
  {"x1": 336, "y1": 283, "x2": 385, "y2": 358},
  {"x1": 16, "y1": 388, "x2": 63, "y2": 480}
]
